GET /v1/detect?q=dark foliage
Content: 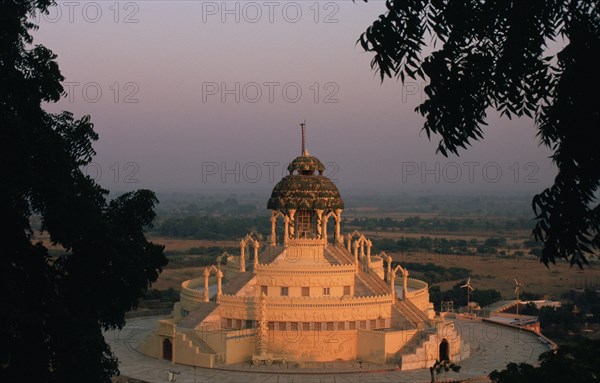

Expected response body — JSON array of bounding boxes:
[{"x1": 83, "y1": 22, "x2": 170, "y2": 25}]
[
  {"x1": 429, "y1": 359, "x2": 461, "y2": 383},
  {"x1": 1, "y1": 1, "x2": 167, "y2": 381},
  {"x1": 523, "y1": 289, "x2": 600, "y2": 341},
  {"x1": 489, "y1": 339, "x2": 600, "y2": 383},
  {"x1": 358, "y1": 0, "x2": 600, "y2": 267}
]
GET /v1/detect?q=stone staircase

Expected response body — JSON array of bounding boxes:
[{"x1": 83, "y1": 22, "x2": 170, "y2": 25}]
[
  {"x1": 394, "y1": 326, "x2": 438, "y2": 365},
  {"x1": 402, "y1": 298, "x2": 436, "y2": 327},
  {"x1": 178, "y1": 302, "x2": 218, "y2": 329},
  {"x1": 364, "y1": 268, "x2": 391, "y2": 292},
  {"x1": 258, "y1": 245, "x2": 283, "y2": 264},
  {"x1": 325, "y1": 244, "x2": 354, "y2": 264},
  {"x1": 181, "y1": 330, "x2": 217, "y2": 355},
  {"x1": 221, "y1": 271, "x2": 254, "y2": 295},
  {"x1": 326, "y1": 244, "x2": 392, "y2": 296},
  {"x1": 356, "y1": 269, "x2": 389, "y2": 296},
  {"x1": 393, "y1": 300, "x2": 423, "y2": 330}
]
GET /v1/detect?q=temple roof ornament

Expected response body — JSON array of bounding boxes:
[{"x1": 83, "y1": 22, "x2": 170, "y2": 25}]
[{"x1": 287, "y1": 155, "x2": 326, "y2": 174}]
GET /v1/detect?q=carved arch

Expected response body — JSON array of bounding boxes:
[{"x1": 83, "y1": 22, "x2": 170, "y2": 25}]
[
  {"x1": 202, "y1": 264, "x2": 224, "y2": 302},
  {"x1": 239, "y1": 234, "x2": 260, "y2": 272}
]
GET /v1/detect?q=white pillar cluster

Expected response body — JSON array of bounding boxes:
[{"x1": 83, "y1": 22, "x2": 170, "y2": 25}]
[
  {"x1": 202, "y1": 265, "x2": 224, "y2": 303},
  {"x1": 269, "y1": 208, "x2": 343, "y2": 245},
  {"x1": 347, "y1": 233, "x2": 374, "y2": 271},
  {"x1": 240, "y1": 236, "x2": 260, "y2": 272}
]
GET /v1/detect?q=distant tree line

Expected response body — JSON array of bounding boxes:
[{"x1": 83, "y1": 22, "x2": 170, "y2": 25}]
[
  {"x1": 391, "y1": 261, "x2": 471, "y2": 284},
  {"x1": 373, "y1": 236, "x2": 513, "y2": 256},
  {"x1": 165, "y1": 246, "x2": 234, "y2": 257},
  {"x1": 347, "y1": 216, "x2": 534, "y2": 232},
  {"x1": 154, "y1": 215, "x2": 269, "y2": 240},
  {"x1": 163, "y1": 246, "x2": 235, "y2": 269},
  {"x1": 154, "y1": 214, "x2": 541, "y2": 258}
]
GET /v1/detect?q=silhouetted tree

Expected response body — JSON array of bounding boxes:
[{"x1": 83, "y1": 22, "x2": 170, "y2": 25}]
[
  {"x1": 489, "y1": 339, "x2": 600, "y2": 383},
  {"x1": 429, "y1": 359, "x2": 461, "y2": 383},
  {"x1": 0, "y1": 1, "x2": 167, "y2": 382},
  {"x1": 358, "y1": 0, "x2": 600, "y2": 267}
]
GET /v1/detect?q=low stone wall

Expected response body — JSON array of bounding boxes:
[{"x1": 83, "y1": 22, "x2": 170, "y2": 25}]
[
  {"x1": 481, "y1": 317, "x2": 557, "y2": 351},
  {"x1": 405, "y1": 278, "x2": 431, "y2": 312}
]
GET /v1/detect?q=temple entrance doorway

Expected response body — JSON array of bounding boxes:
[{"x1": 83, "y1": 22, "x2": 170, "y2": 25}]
[
  {"x1": 163, "y1": 338, "x2": 173, "y2": 361},
  {"x1": 439, "y1": 339, "x2": 449, "y2": 362}
]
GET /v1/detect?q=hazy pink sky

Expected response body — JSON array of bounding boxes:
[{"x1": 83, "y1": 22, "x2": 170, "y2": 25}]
[{"x1": 34, "y1": 1, "x2": 556, "y2": 195}]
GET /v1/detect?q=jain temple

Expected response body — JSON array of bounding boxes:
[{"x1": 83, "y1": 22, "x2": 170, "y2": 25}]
[{"x1": 140, "y1": 130, "x2": 470, "y2": 369}]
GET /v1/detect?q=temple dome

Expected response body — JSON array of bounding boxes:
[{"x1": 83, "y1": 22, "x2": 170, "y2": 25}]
[{"x1": 267, "y1": 154, "x2": 344, "y2": 211}]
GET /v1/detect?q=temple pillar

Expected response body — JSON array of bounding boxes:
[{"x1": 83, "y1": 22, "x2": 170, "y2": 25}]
[
  {"x1": 334, "y1": 209, "x2": 342, "y2": 242},
  {"x1": 283, "y1": 216, "x2": 289, "y2": 246},
  {"x1": 203, "y1": 267, "x2": 210, "y2": 302},
  {"x1": 390, "y1": 272, "x2": 396, "y2": 299},
  {"x1": 353, "y1": 241, "x2": 359, "y2": 268},
  {"x1": 288, "y1": 209, "x2": 296, "y2": 238},
  {"x1": 253, "y1": 240, "x2": 259, "y2": 270},
  {"x1": 315, "y1": 209, "x2": 323, "y2": 239},
  {"x1": 386, "y1": 255, "x2": 392, "y2": 282},
  {"x1": 346, "y1": 234, "x2": 352, "y2": 252},
  {"x1": 257, "y1": 292, "x2": 268, "y2": 356},
  {"x1": 366, "y1": 240, "x2": 372, "y2": 268},
  {"x1": 322, "y1": 213, "x2": 329, "y2": 242},
  {"x1": 359, "y1": 240, "x2": 364, "y2": 261},
  {"x1": 270, "y1": 211, "x2": 277, "y2": 246},
  {"x1": 240, "y1": 241, "x2": 246, "y2": 272},
  {"x1": 402, "y1": 269, "x2": 409, "y2": 301},
  {"x1": 217, "y1": 268, "x2": 223, "y2": 299}
]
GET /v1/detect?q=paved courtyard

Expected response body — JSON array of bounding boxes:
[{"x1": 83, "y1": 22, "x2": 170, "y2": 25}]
[{"x1": 105, "y1": 316, "x2": 550, "y2": 383}]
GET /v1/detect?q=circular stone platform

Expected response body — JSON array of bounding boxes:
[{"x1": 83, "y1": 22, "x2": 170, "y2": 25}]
[{"x1": 105, "y1": 316, "x2": 550, "y2": 383}]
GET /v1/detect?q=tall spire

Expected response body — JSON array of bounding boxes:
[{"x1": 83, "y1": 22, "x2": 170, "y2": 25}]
[{"x1": 300, "y1": 121, "x2": 307, "y2": 156}]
